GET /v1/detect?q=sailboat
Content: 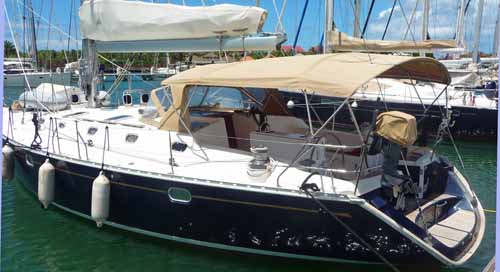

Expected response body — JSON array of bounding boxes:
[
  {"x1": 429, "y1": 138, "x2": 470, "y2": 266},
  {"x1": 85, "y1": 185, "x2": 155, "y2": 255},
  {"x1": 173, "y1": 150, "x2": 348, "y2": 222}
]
[
  {"x1": 283, "y1": 0, "x2": 498, "y2": 141},
  {"x1": 2, "y1": 0, "x2": 485, "y2": 269},
  {"x1": 4, "y1": 0, "x2": 72, "y2": 88}
]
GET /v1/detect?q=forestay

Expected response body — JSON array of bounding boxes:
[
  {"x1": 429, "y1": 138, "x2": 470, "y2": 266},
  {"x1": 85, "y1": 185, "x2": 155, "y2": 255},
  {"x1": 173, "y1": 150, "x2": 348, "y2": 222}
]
[{"x1": 80, "y1": 0, "x2": 267, "y2": 42}]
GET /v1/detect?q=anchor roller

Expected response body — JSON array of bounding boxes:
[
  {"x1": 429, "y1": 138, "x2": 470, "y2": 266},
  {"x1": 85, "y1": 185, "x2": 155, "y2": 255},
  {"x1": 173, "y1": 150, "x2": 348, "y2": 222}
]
[
  {"x1": 91, "y1": 171, "x2": 110, "y2": 228},
  {"x1": 38, "y1": 159, "x2": 55, "y2": 209}
]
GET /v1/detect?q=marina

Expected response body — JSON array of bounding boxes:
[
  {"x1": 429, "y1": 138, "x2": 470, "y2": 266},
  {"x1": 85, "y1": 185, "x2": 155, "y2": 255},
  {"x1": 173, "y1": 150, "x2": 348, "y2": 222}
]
[{"x1": 2, "y1": 0, "x2": 499, "y2": 271}]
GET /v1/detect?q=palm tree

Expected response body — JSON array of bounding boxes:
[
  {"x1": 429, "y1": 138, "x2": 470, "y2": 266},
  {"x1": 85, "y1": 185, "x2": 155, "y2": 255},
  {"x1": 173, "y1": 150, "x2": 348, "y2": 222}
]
[{"x1": 4, "y1": 40, "x2": 16, "y2": 57}]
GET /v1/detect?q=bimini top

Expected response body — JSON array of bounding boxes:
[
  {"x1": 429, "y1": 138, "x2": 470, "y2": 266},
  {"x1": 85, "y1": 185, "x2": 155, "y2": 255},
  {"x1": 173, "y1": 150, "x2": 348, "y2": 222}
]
[
  {"x1": 154, "y1": 53, "x2": 450, "y2": 132},
  {"x1": 162, "y1": 52, "x2": 451, "y2": 97}
]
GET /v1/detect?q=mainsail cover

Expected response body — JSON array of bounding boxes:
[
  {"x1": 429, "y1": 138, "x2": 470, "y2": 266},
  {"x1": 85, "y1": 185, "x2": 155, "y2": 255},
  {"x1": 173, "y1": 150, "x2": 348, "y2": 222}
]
[
  {"x1": 327, "y1": 29, "x2": 457, "y2": 52},
  {"x1": 80, "y1": 0, "x2": 267, "y2": 42}
]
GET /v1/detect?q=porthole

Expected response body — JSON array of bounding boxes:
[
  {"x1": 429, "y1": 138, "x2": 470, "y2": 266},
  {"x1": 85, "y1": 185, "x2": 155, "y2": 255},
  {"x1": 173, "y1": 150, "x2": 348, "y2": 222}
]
[
  {"x1": 58, "y1": 122, "x2": 65, "y2": 129},
  {"x1": 87, "y1": 127, "x2": 98, "y2": 135},
  {"x1": 141, "y1": 94, "x2": 149, "y2": 104},
  {"x1": 168, "y1": 187, "x2": 192, "y2": 204},
  {"x1": 25, "y1": 154, "x2": 34, "y2": 167},
  {"x1": 71, "y1": 94, "x2": 79, "y2": 103},
  {"x1": 125, "y1": 134, "x2": 138, "y2": 143},
  {"x1": 123, "y1": 94, "x2": 132, "y2": 105}
]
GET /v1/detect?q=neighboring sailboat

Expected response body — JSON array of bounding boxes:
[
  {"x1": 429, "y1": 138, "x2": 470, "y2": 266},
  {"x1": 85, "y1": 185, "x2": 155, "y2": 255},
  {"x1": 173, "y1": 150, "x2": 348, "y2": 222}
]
[
  {"x1": 4, "y1": 0, "x2": 72, "y2": 88},
  {"x1": 287, "y1": 0, "x2": 498, "y2": 141}
]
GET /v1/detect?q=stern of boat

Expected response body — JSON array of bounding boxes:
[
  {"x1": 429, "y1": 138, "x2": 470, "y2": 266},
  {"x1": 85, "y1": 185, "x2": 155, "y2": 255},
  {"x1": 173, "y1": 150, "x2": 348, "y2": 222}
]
[
  {"x1": 442, "y1": 165, "x2": 486, "y2": 266},
  {"x1": 404, "y1": 158, "x2": 486, "y2": 266}
]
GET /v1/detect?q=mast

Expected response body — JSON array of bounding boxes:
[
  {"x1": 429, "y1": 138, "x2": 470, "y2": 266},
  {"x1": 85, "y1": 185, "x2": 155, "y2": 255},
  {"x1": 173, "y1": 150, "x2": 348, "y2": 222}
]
[
  {"x1": 353, "y1": 0, "x2": 361, "y2": 38},
  {"x1": 456, "y1": 0, "x2": 467, "y2": 49},
  {"x1": 420, "y1": 0, "x2": 429, "y2": 57},
  {"x1": 27, "y1": 0, "x2": 38, "y2": 68},
  {"x1": 80, "y1": 0, "x2": 99, "y2": 108},
  {"x1": 323, "y1": 0, "x2": 333, "y2": 53},
  {"x1": 472, "y1": 0, "x2": 484, "y2": 63},
  {"x1": 493, "y1": 0, "x2": 500, "y2": 55}
]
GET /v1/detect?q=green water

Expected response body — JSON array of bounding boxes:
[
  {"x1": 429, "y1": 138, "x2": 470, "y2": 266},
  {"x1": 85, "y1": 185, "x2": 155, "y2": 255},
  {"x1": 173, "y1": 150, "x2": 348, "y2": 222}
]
[{"x1": 1, "y1": 82, "x2": 497, "y2": 271}]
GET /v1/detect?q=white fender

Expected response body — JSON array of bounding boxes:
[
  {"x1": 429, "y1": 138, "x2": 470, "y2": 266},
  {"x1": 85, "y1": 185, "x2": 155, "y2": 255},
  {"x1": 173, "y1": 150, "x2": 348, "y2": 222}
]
[
  {"x1": 91, "y1": 171, "x2": 110, "y2": 228},
  {"x1": 2, "y1": 145, "x2": 15, "y2": 182},
  {"x1": 38, "y1": 159, "x2": 55, "y2": 209}
]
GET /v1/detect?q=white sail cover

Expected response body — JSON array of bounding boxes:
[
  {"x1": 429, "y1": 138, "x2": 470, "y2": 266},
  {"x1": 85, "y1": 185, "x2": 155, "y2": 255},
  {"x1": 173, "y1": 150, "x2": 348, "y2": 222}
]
[
  {"x1": 327, "y1": 29, "x2": 457, "y2": 52},
  {"x1": 80, "y1": 0, "x2": 267, "y2": 42}
]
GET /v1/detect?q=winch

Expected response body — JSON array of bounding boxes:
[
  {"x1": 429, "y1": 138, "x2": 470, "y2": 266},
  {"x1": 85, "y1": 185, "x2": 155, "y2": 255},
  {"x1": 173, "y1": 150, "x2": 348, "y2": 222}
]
[{"x1": 247, "y1": 146, "x2": 271, "y2": 181}]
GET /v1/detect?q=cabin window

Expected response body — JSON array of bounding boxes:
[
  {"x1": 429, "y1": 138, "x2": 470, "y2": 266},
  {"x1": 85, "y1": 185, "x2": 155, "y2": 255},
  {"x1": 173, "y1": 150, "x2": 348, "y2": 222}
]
[
  {"x1": 154, "y1": 87, "x2": 173, "y2": 111},
  {"x1": 187, "y1": 86, "x2": 256, "y2": 110},
  {"x1": 105, "y1": 115, "x2": 132, "y2": 121},
  {"x1": 58, "y1": 122, "x2": 65, "y2": 129},
  {"x1": 125, "y1": 134, "x2": 138, "y2": 143},
  {"x1": 63, "y1": 111, "x2": 87, "y2": 118},
  {"x1": 168, "y1": 187, "x2": 192, "y2": 204},
  {"x1": 71, "y1": 94, "x2": 79, "y2": 103},
  {"x1": 87, "y1": 127, "x2": 98, "y2": 135},
  {"x1": 123, "y1": 94, "x2": 132, "y2": 105},
  {"x1": 141, "y1": 94, "x2": 149, "y2": 104}
]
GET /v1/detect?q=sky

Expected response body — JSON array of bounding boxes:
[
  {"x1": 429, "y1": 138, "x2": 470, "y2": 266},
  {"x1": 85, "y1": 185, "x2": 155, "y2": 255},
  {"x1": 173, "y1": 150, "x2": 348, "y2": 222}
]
[{"x1": 4, "y1": 0, "x2": 500, "y2": 54}]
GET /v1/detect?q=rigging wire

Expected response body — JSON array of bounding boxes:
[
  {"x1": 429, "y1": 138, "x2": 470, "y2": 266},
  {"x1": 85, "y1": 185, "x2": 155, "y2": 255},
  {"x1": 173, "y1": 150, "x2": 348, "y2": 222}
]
[
  {"x1": 300, "y1": 180, "x2": 400, "y2": 272},
  {"x1": 67, "y1": 0, "x2": 74, "y2": 55},
  {"x1": 360, "y1": 0, "x2": 375, "y2": 39},
  {"x1": 396, "y1": 0, "x2": 418, "y2": 43},
  {"x1": 381, "y1": 0, "x2": 396, "y2": 40},
  {"x1": 45, "y1": 0, "x2": 54, "y2": 70},
  {"x1": 402, "y1": 0, "x2": 420, "y2": 41},
  {"x1": 292, "y1": 0, "x2": 310, "y2": 54}
]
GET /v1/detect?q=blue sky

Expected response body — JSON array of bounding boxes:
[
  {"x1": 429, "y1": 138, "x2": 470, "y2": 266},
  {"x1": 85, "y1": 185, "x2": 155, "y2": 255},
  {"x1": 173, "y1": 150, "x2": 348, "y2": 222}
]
[{"x1": 4, "y1": 0, "x2": 500, "y2": 54}]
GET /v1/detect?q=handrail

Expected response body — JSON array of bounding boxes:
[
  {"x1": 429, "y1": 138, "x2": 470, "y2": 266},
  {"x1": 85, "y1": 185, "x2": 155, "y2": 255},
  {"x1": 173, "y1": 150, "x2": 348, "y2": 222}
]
[{"x1": 74, "y1": 120, "x2": 89, "y2": 160}]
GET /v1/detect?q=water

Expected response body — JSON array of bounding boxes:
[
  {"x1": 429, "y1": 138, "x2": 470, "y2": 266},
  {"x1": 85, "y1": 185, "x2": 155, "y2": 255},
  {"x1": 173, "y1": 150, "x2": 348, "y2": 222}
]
[{"x1": 1, "y1": 81, "x2": 497, "y2": 271}]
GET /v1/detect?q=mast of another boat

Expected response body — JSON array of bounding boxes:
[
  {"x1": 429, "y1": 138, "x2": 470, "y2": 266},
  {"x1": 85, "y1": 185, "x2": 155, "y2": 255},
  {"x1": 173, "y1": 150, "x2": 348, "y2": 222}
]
[
  {"x1": 79, "y1": 0, "x2": 99, "y2": 108},
  {"x1": 323, "y1": 0, "x2": 333, "y2": 54},
  {"x1": 420, "y1": 0, "x2": 430, "y2": 57},
  {"x1": 353, "y1": 0, "x2": 361, "y2": 38},
  {"x1": 27, "y1": 0, "x2": 38, "y2": 69},
  {"x1": 472, "y1": 0, "x2": 484, "y2": 64},
  {"x1": 455, "y1": 0, "x2": 467, "y2": 52},
  {"x1": 493, "y1": 0, "x2": 500, "y2": 56}
]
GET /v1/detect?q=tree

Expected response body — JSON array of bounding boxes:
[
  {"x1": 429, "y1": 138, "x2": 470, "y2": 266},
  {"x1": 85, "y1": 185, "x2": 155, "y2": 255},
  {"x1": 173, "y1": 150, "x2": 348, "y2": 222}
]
[{"x1": 4, "y1": 40, "x2": 16, "y2": 57}]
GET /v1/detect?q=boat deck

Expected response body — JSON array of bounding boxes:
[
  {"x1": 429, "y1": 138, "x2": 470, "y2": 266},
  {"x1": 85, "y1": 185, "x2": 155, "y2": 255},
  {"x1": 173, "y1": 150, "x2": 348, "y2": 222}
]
[{"x1": 428, "y1": 209, "x2": 475, "y2": 248}]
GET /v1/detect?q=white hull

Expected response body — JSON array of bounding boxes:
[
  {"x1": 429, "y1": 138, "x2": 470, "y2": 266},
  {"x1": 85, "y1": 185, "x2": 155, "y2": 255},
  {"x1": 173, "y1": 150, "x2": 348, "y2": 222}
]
[{"x1": 3, "y1": 72, "x2": 72, "y2": 88}]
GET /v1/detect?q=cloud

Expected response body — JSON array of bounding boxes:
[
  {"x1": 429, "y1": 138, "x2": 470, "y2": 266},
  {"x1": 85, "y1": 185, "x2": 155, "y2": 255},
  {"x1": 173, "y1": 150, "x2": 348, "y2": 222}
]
[{"x1": 378, "y1": 6, "x2": 400, "y2": 20}]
